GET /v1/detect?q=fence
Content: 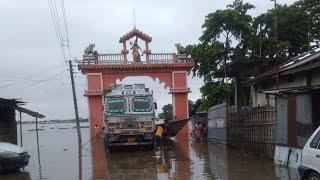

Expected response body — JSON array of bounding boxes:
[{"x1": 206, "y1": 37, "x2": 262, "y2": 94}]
[{"x1": 227, "y1": 107, "x2": 276, "y2": 159}]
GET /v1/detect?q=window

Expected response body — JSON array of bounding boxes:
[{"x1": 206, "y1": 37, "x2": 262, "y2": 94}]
[
  {"x1": 132, "y1": 98, "x2": 151, "y2": 112},
  {"x1": 106, "y1": 98, "x2": 126, "y2": 113},
  {"x1": 310, "y1": 129, "x2": 320, "y2": 149}
]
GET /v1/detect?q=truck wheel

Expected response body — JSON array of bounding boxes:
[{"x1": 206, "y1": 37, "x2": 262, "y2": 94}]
[{"x1": 308, "y1": 172, "x2": 320, "y2": 180}]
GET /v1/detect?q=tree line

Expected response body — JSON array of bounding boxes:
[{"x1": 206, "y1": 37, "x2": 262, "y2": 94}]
[{"x1": 186, "y1": 0, "x2": 320, "y2": 111}]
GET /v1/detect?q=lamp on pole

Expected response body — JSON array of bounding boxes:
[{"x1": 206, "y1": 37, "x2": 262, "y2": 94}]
[{"x1": 271, "y1": 0, "x2": 280, "y2": 89}]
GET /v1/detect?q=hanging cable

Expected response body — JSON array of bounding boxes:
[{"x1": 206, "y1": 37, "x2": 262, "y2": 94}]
[
  {"x1": 60, "y1": 0, "x2": 72, "y2": 59},
  {"x1": 47, "y1": 0, "x2": 71, "y2": 62}
]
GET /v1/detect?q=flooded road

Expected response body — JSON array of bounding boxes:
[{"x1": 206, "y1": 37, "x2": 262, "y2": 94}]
[{"x1": 0, "y1": 123, "x2": 299, "y2": 180}]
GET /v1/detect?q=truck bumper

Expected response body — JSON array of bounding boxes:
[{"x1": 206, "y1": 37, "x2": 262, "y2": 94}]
[
  {"x1": 106, "y1": 133, "x2": 154, "y2": 147},
  {"x1": 108, "y1": 141, "x2": 153, "y2": 147}
]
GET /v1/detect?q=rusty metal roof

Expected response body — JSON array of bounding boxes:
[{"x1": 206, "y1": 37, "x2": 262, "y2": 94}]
[
  {"x1": 263, "y1": 85, "x2": 320, "y2": 95},
  {"x1": 247, "y1": 48, "x2": 320, "y2": 84},
  {"x1": 213, "y1": 58, "x2": 277, "y2": 78},
  {"x1": 0, "y1": 98, "x2": 45, "y2": 118}
]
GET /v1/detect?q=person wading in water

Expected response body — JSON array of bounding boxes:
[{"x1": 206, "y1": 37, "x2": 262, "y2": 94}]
[{"x1": 154, "y1": 124, "x2": 164, "y2": 150}]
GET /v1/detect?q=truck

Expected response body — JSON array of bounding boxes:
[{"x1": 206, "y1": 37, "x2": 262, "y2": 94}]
[{"x1": 104, "y1": 84, "x2": 157, "y2": 149}]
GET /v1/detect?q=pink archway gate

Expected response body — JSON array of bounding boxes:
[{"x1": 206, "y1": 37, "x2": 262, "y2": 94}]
[{"x1": 77, "y1": 28, "x2": 194, "y2": 139}]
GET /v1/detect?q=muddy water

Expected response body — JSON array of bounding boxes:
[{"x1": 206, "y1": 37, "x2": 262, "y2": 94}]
[{"x1": 0, "y1": 123, "x2": 299, "y2": 180}]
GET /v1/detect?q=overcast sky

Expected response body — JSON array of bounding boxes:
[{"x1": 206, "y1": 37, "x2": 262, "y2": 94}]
[{"x1": 0, "y1": 0, "x2": 296, "y2": 121}]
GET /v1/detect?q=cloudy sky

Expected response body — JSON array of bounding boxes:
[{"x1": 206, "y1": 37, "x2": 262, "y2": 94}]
[{"x1": 0, "y1": 0, "x2": 296, "y2": 121}]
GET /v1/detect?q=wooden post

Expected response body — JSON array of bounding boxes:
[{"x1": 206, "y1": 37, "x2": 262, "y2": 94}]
[
  {"x1": 35, "y1": 117, "x2": 40, "y2": 164},
  {"x1": 35, "y1": 117, "x2": 43, "y2": 178},
  {"x1": 19, "y1": 111, "x2": 23, "y2": 147},
  {"x1": 273, "y1": 0, "x2": 280, "y2": 89}
]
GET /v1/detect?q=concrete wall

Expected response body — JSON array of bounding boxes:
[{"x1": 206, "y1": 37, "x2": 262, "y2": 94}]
[
  {"x1": 207, "y1": 103, "x2": 227, "y2": 143},
  {"x1": 250, "y1": 71, "x2": 319, "y2": 108},
  {"x1": 311, "y1": 70, "x2": 320, "y2": 86},
  {"x1": 279, "y1": 72, "x2": 307, "y2": 89},
  {"x1": 251, "y1": 79, "x2": 276, "y2": 108}
]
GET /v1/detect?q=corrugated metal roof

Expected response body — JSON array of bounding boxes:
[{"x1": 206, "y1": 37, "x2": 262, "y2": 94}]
[
  {"x1": 263, "y1": 85, "x2": 320, "y2": 95},
  {"x1": 0, "y1": 98, "x2": 45, "y2": 118},
  {"x1": 248, "y1": 48, "x2": 320, "y2": 84}
]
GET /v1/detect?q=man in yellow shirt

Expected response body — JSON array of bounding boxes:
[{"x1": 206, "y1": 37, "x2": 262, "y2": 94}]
[{"x1": 154, "y1": 125, "x2": 164, "y2": 148}]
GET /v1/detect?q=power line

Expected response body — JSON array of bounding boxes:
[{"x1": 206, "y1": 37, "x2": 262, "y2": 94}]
[
  {"x1": 60, "y1": 0, "x2": 72, "y2": 59},
  {"x1": 0, "y1": 70, "x2": 68, "y2": 89},
  {"x1": 47, "y1": 0, "x2": 73, "y2": 61}
]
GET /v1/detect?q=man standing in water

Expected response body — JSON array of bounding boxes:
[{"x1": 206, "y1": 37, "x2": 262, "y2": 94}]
[{"x1": 154, "y1": 124, "x2": 164, "y2": 150}]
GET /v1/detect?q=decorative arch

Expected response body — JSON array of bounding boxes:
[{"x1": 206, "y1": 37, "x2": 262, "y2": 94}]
[
  {"x1": 102, "y1": 72, "x2": 172, "y2": 90},
  {"x1": 78, "y1": 28, "x2": 194, "y2": 140}
]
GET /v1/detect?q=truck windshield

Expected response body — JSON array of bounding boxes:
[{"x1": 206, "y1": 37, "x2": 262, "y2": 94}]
[
  {"x1": 132, "y1": 98, "x2": 152, "y2": 112},
  {"x1": 106, "y1": 98, "x2": 126, "y2": 113}
]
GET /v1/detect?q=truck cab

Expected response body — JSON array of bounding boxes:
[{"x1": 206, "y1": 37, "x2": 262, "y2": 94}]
[{"x1": 104, "y1": 84, "x2": 156, "y2": 149}]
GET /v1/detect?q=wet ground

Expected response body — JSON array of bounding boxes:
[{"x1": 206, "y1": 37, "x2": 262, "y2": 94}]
[{"x1": 0, "y1": 123, "x2": 299, "y2": 180}]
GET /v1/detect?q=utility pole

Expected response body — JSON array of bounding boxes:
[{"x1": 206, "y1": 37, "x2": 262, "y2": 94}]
[
  {"x1": 19, "y1": 111, "x2": 23, "y2": 147},
  {"x1": 272, "y1": 0, "x2": 280, "y2": 89},
  {"x1": 68, "y1": 60, "x2": 82, "y2": 145}
]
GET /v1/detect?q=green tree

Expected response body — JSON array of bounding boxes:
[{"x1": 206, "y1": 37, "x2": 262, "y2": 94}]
[
  {"x1": 187, "y1": 0, "x2": 254, "y2": 109},
  {"x1": 199, "y1": 0, "x2": 254, "y2": 68},
  {"x1": 158, "y1": 104, "x2": 173, "y2": 121},
  {"x1": 188, "y1": 0, "x2": 320, "y2": 110},
  {"x1": 158, "y1": 100, "x2": 195, "y2": 120},
  {"x1": 199, "y1": 81, "x2": 234, "y2": 110}
]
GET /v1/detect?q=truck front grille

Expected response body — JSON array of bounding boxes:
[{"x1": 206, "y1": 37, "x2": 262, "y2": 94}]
[{"x1": 122, "y1": 121, "x2": 139, "y2": 129}]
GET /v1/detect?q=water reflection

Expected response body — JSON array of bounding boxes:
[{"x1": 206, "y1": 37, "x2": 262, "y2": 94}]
[
  {"x1": 0, "y1": 123, "x2": 300, "y2": 180},
  {"x1": 206, "y1": 142, "x2": 299, "y2": 180},
  {"x1": 89, "y1": 138, "x2": 299, "y2": 180},
  {"x1": 0, "y1": 171, "x2": 31, "y2": 180},
  {"x1": 90, "y1": 132, "x2": 209, "y2": 180},
  {"x1": 90, "y1": 137, "x2": 107, "y2": 179}
]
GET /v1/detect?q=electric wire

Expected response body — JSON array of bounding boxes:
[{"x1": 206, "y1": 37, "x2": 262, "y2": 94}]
[
  {"x1": 0, "y1": 70, "x2": 68, "y2": 89},
  {"x1": 47, "y1": 0, "x2": 66, "y2": 61},
  {"x1": 60, "y1": 0, "x2": 72, "y2": 59},
  {"x1": 47, "y1": 0, "x2": 73, "y2": 62}
]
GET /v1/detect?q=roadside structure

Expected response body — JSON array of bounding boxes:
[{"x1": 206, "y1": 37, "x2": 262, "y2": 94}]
[
  {"x1": 213, "y1": 58, "x2": 277, "y2": 111},
  {"x1": 206, "y1": 48, "x2": 320, "y2": 164},
  {"x1": 207, "y1": 58, "x2": 278, "y2": 158},
  {"x1": 77, "y1": 28, "x2": 194, "y2": 177},
  {"x1": 247, "y1": 48, "x2": 320, "y2": 166},
  {"x1": 0, "y1": 98, "x2": 45, "y2": 145},
  {"x1": 77, "y1": 28, "x2": 194, "y2": 138}
]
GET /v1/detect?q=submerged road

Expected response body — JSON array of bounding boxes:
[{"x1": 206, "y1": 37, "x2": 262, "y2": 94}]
[{"x1": 1, "y1": 123, "x2": 299, "y2": 180}]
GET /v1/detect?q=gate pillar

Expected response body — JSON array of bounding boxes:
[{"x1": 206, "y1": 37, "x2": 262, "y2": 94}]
[
  {"x1": 86, "y1": 73, "x2": 104, "y2": 135},
  {"x1": 170, "y1": 71, "x2": 190, "y2": 137}
]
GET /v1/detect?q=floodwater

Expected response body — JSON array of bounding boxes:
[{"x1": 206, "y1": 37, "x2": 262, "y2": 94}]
[{"x1": 0, "y1": 122, "x2": 299, "y2": 180}]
